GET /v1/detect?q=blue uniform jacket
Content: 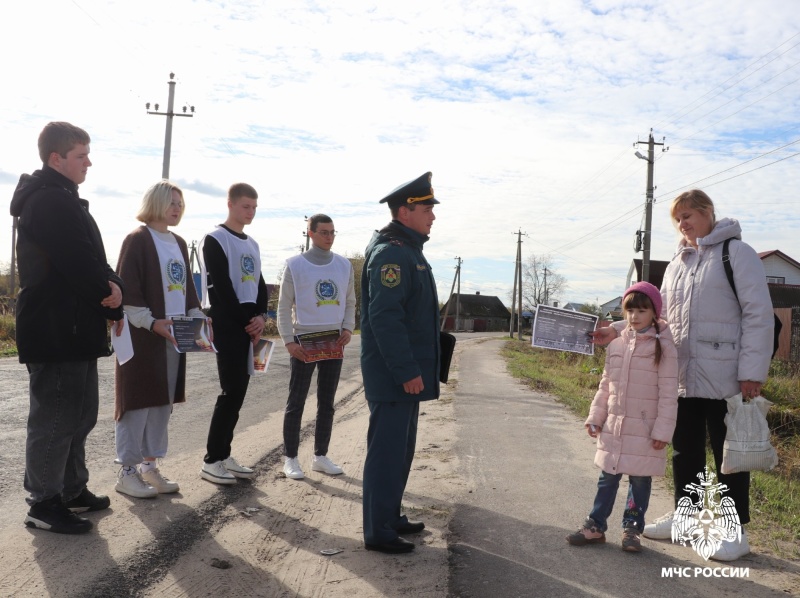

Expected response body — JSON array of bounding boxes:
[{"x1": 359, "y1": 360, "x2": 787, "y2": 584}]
[{"x1": 360, "y1": 221, "x2": 441, "y2": 403}]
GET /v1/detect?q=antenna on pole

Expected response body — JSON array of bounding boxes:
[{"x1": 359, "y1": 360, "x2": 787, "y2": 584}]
[{"x1": 146, "y1": 72, "x2": 195, "y2": 179}]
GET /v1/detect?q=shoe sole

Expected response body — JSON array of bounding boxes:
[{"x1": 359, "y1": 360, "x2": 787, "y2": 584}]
[
  {"x1": 311, "y1": 465, "x2": 343, "y2": 475},
  {"x1": 622, "y1": 545, "x2": 642, "y2": 552},
  {"x1": 115, "y1": 485, "x2": 158, "y2": 499},
  {"x1": 642, "y1": 530, "x2": 671, "y2": 540},
  {"x1": 226, "y1": 469, "x2": 254, "y2": 479},
  {"x1": 24, "y1": 515, "x2": 92, "y2": 534},
  {"x1": 150, "y1": 485, "x2": 181, "y2": 494},
  {"x1": 283, "y1": 471, "x2": 305, "y2": 480},
  {"x1": 200, "y1": 470, "x2": 237, "y2": 485}
]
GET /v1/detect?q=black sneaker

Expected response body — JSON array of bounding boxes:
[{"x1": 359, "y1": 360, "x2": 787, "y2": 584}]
[
  {"x1": 24, "y1": 496, "x2": 93, "y2": 534},
  {"x1": 63, "y1": 488, "x2": 111, "y2": 513}
]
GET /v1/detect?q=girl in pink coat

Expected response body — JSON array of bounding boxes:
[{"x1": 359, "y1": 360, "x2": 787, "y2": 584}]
[{"x1": 567, "y1": 282, "x2": 678, "y2": 552}]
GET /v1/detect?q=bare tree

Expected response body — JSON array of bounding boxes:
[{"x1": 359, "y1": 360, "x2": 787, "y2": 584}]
[{"x1": 520, "y1": 253, "x2": 567, "y2": 309}]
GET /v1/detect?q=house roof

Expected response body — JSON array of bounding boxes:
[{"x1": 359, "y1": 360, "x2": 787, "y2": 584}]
[
  {"x1": 440, "y1": 293, "x2": 510, "y2": 319},
  {"x1": 758, "y1": 250, "x2": 800, "y2": 271},
  {"x1": 767, "y1": 283, "x2": 800, "y2": 309},
  {"x1": 562, "y1": 302, "x2": 584, "y2": 311}
]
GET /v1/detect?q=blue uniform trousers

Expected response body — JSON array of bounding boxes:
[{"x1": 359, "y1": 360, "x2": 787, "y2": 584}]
[{"x1": 363, "y1": 400, "x2": 419, "y2": 544}]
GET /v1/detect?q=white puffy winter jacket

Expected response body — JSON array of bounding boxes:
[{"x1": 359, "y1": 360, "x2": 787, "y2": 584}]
[{"x1": 660, "y1": 218, "x2": 773, "y2": 399}]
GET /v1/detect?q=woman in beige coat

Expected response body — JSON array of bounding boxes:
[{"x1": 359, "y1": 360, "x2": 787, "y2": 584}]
[{"x1": 568, "y1": 282, "x2": 678, "y2": 552}]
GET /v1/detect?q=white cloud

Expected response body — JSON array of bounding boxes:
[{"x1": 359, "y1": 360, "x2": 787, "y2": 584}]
[{"x1": 1, "y1": 0, "x2": 799, "y2": 304}]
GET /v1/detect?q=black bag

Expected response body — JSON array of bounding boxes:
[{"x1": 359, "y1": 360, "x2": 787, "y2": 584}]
[
  {"x1": 722, "y1": 238, "x2": 782, "y2": 358},
  {"x1": 439, "y1": 332, "x2": 456, "y2": 383}
]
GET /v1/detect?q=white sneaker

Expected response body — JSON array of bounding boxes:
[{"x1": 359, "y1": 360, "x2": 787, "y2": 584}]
[
  {"x1": 311, "y1": 455, "x2": 343, "y2": 475},
  {"x1": 710, "y1": 530, "x2": 750, "y2": 561},
  {"x1": 116, "y1": 470, "x2": 158, "y2": 498},
  {"x1": 141, "y1": 468, "x2": 180, "y2": 493},
  {"x1": 643, "y1": 511, "x2": 674, "y2": 539},
  {"x1": 283, "y1": 457, "x2": 305, "y2": 480},
  {"x1": 200, "y1": 461, "x2": 237, "y2": 485},
  {"x1": 223, "y1": 456, "x2": 254, "y2": 479}
]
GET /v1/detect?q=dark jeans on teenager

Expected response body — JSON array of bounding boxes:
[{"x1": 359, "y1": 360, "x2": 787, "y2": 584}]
[
  {"x1": 588, "y1": 471, "x2": 652, "y2": 533},
  {"x1": 283, "y1": 357, "x2": 343, "y2": 458},
  {"x1": 24, "y1": 360, "x2": 99, "y2": 506},
  {"x1": 363, "y1": 400, "x2": 419, "y2": 544},
  {"x1": 672, "y1": 396, "x2": 750, "y2": 524},
  {"x1": 205, "y1": 340, "x2": 251, "y2": 464}
]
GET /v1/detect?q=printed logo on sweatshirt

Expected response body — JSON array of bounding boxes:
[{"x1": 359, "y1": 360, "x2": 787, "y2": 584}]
[
  {"x1": 671, "y1": 467, "x2": 742, "y2": 560},
  {"x1": 315, "y1": 279, "x2": 340, "y2": 307},
  {"x1": 240, "y1": 254, "x2": 256, "y2": 283},
  {"x1": 166, "y1": 259, "x2": 186, "y2": 293}
]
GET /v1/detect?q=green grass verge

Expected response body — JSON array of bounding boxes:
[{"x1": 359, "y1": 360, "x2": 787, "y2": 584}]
[{"x1": 501, "y1": 337, "x2": 800, "y2": 559}]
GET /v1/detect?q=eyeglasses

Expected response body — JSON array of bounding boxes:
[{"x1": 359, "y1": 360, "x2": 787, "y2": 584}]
[{"x1": 314, "y1": 230, "x2": 337, "y2": 237}]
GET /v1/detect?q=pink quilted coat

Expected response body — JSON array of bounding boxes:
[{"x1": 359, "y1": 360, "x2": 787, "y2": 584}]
[{"x1": 586, "y1": 320, "x2": 679, "y2": 477}]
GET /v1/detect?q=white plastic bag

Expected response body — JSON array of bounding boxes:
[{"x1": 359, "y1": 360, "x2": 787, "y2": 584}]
[{"x1": 721, "y1": 394, "x2": 778, "y2": 474}]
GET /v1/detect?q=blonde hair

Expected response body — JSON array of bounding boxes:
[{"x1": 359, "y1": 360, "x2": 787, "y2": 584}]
[
  {"x1": 136, "y1": 180, "x2": 184, "y2": 224},
  {"x1": 670, "y1": 189, "x2": 716, "y2": 231}
]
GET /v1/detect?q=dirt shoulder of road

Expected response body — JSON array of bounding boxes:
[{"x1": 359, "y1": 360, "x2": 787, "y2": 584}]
[{"x1": 1, "y1": 338, "x2": 798, "y2": 597}]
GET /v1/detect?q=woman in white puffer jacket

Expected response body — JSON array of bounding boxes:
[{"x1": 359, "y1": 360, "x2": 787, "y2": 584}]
[{"x1": 593, "y1": 189, "x2": 774, "y2": 561}]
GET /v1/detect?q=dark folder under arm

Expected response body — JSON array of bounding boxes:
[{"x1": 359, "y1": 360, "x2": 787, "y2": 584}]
[{"x1": 439, "y1": 332, "x2": 456, "y2": 383}]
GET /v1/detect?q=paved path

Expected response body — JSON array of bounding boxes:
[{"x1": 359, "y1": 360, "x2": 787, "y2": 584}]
[{"x1": 447, "y1": 338, "x2": 798, "y2": 597}]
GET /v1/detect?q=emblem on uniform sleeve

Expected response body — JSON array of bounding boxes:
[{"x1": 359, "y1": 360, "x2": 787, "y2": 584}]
[
  {"x1": 381, "y1": 264, "x2": 401, "y2": 287},
  {"x1": 166, "y1": 259, "x2": 186, "y2": 293},
  {"x1": 240, "y1": 254, "x2": 256, "y2": 283},
  {"x1": 315, "y1": 279, "x2": 340, "y2": 306}
]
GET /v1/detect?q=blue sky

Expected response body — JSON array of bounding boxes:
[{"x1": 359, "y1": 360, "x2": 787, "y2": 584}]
[{"x1": 1, "y1": 0, "x2": 799, "y2": 307}]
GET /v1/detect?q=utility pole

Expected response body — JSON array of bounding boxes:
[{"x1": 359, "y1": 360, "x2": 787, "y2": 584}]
[
  {"x1": 634, "y1": 129, "x2": 667, "y2": 283},
  {"x1": 146, "y1": 72, "x2": 195, "y2": 179},
  {"x1": 302, "y1": 216, "x2": 310, "y2": 252},
  {"x1": 509, "y1": 230, "x2": 526, "y2": 339},
  {"x1": 543, "y1": 267, "x2": 548, "y2": 306},
  {"x1": 9, "y1": 218, "x2": 17, "y2": 311},
  {"x1": 441, "y1": 257, "x2": 462, "y2": 332}
]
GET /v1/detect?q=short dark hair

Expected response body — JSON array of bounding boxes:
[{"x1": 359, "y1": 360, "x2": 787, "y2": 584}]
[
  {"x1": 38, "y1": 122, "x2": 90, "y2": 163},
  {"x1": 390, "y1": 203, "x2": 416, "y2": 219},
  {"x1": 308, "y1": 213, "x2": 332, "y2": 231},
  {"x1": 228, "y1": 182, "x2": 258, "y2": 202}
]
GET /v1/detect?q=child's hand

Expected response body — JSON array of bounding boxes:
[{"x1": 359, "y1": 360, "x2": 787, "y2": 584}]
[
  {"x1": 652, "y1": 439, "x2": 667, "y2": 450},
  {"x1": 586, "y1": 424, "x2": 600, "y2": 438}
]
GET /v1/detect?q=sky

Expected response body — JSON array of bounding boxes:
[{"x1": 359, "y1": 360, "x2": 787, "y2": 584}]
[{"x1": 1, "y1": 0, "x2": 799, "y2": 308}]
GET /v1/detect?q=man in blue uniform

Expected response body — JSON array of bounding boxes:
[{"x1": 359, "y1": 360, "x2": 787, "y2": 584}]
[{"x1": 361, "y1": 172, "x2": 441, "y2": 554}]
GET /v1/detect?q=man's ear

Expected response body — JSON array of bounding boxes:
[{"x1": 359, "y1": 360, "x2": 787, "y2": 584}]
[{"x1": 47, "y1": 151, "x2": 61, "y2": 168}]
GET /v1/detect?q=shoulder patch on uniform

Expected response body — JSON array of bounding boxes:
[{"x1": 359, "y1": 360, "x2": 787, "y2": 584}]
[
  {"x1": 390, "y1": 239, "x2": 404, "y2": 246},
  {"x1": 416, "y1": 263, "x2": 427, "y2": 270},
  {"x1": 380, "y1": 264, "x2": 401, "y2": 287}
]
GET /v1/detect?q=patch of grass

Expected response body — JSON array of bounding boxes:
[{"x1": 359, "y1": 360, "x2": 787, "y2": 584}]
[
  {"x1": 502, "y1": 338, "x2": 800, "y2": 557},
  {"x1": 0, "y1": 314, "x2": 16, "y2": 357}
]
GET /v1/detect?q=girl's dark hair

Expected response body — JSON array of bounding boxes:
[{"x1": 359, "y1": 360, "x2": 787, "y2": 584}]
[{"x1": 622, "y1": 291, "x2": 662, "y2": 365}]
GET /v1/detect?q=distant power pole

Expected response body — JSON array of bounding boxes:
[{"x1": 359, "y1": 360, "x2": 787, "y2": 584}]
[
  {"x1": 146, "y1": 72, "x2": 195, "y2": 179},
  {"x1": 634, "y1": 129, "x2": 667, "y2": 283},
  {"x1": 440, "y1": 257, "x2": 462, "y2": 332},
  {"x1": 302, "y1": 216, "x2": 310, "y2": 252},
  {"x1": 509, "y1": 230, "x2": 527, "y2": 339}
]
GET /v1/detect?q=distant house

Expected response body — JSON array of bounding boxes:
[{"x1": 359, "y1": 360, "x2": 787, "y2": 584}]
[
  {"x1": 600, "y1": 296, "x2": 623, "y2": 321},
  {"x1": 440, "y1": 292, "x2": 511, "y2": 332},
  {"x1": 625, "y1": 250, "x2": 800, "y2": 360},
  {"x1": 562, "y1": 302, "x2": 584, "y2": 311},
  {"x1": 759, "y1": 250, "x2": 800, "y2": 285}
]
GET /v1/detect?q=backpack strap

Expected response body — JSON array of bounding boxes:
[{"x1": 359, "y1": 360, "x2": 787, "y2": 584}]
[{"x1": 722, "y1": 238, "x2": 738, "y2": 300}]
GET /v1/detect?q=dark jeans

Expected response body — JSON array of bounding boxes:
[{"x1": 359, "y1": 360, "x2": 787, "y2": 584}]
[
  {"x1": 283, "y1": 357, "x2": 343, "y2": 458},
  {"x1": 24, "y1": 360, "x2": 99, "y2": 506},
  {"x1": 205, "y1": 341, "x2": 251, "y2": 463},
  {"x1": 588, "y1": 470, "x2": 652, "y2": 532},
  {"x1": 363, "y1": 400, "x2": 419, "y2": 544},
  {"x1": 672, "y1": 397, "x2": 750, "y2": 524}
]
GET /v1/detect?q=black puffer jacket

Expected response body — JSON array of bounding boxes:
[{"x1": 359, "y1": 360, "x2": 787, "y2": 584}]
[{"x1": 10, "y1": 166, "x2": 124, "y2": 363}]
